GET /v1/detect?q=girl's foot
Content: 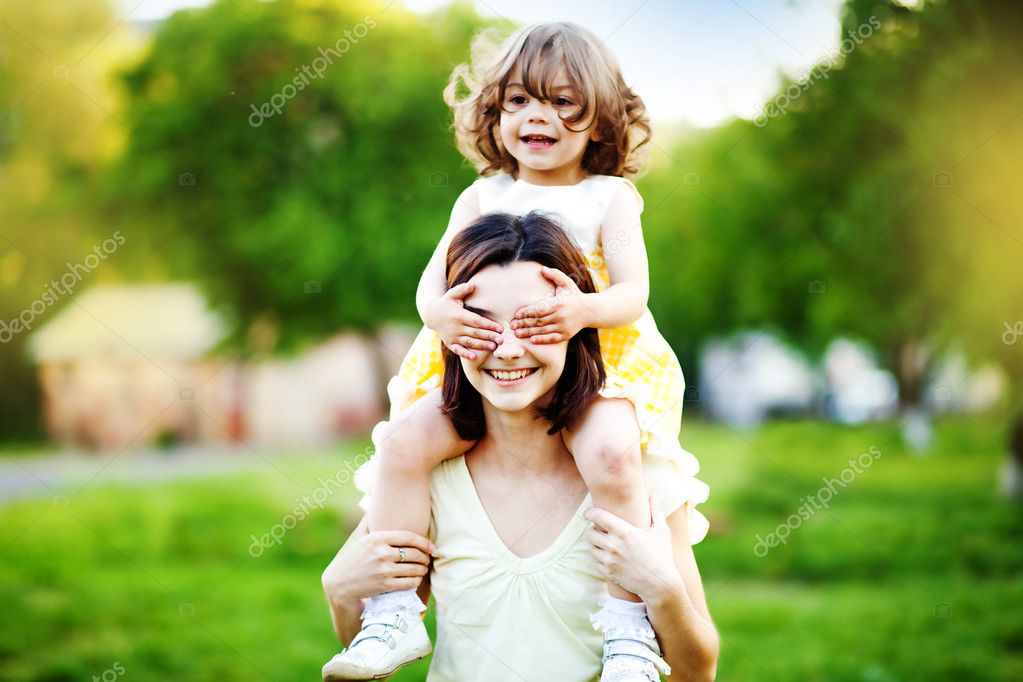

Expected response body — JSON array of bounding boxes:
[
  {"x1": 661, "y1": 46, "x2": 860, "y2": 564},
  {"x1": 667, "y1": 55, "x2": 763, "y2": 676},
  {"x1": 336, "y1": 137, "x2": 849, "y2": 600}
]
[
  {"x1": 321, "y1": 610, "x2": 431, "y2": 680},
  {"x1": 599, "y1": 626, "x2": 671, "y2": 682}
]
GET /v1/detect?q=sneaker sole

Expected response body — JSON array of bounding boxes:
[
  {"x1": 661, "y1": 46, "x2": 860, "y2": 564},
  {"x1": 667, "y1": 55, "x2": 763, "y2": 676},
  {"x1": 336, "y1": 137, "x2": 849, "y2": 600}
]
[{"x1": 322, "y1": 647, "x2": 432, "y2": 681}]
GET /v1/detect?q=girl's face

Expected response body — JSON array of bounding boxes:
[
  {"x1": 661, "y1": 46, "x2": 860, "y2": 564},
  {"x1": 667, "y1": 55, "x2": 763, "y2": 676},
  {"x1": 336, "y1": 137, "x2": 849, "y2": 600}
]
[
  {"x1": 459, "y1": 261, "x2": 568, "y2": 413},
  {"x1": 499, "y1": 66, "x2": 597, "y2": 185}
]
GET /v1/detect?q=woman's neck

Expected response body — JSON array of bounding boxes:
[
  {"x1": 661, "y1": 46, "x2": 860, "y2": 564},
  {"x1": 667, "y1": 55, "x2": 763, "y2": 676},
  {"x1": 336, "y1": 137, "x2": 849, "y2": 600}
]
[{"x1": 471, "y1": 403, "x2": 572, "y2": 475}]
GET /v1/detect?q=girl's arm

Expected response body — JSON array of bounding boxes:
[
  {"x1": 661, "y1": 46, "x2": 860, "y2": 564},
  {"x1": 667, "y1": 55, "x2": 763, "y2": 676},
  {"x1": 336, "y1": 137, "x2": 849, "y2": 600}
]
[
  {"x1": 511, "y1": 181, "x2": 649, "y2": 341},
  {"x1": 586, "y1": 179, "x2": 651, "y2": 329},
  {"x1": 414, "y1": 184, "x2": 503, "y2": 359},
  {"x1": 415, "y1": 184, "x2": 481, "y2": 327}
]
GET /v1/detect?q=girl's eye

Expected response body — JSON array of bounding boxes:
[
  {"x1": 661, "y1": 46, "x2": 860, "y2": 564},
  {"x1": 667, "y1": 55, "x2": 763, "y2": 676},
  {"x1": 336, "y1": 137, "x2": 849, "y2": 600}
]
[
  {"x1": 554, "y1": 97, "x2": 573, "y2": 106},
  {"x1": 508, "y1": 94, "x2": 528, "y2": 105}
]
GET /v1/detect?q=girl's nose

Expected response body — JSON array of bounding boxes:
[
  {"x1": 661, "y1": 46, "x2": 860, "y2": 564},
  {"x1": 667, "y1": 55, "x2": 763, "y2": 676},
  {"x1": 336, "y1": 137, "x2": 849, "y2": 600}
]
[
  {"x1": 493, "y1": 327, "x2": 525, "y2": 359},
  {"x1": 527, "y1": 101, "x2": 550, "y2": 124}
]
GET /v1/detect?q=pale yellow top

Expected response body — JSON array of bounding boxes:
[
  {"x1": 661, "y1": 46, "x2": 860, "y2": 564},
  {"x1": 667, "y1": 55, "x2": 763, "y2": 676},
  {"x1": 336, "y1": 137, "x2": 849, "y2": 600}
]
[{"x1": 420, "y1": 453, "x2": 701, "y2": 682}]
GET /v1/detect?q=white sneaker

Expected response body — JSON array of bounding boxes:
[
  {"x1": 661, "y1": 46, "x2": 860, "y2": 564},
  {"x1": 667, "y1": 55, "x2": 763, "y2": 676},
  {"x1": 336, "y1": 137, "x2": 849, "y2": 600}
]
[
  {"x1": 322, "y1": 611, "x2": 432, "y2": 681},
  {"x1": 599, "y1": 627, "x2": 671, "y2": 682}
]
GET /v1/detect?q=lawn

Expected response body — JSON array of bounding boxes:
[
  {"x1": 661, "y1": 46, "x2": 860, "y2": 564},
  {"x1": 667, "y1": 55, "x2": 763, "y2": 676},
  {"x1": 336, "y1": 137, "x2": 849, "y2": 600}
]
[{"x1": 1, "y1": 416, "x2": 1021, "y2": 681}]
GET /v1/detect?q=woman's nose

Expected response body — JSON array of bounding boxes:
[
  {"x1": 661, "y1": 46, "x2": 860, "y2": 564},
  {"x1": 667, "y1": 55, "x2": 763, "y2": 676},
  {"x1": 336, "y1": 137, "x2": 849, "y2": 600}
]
[{"x1": 492, "y1": 327, "x2": 525, "y2": 359}]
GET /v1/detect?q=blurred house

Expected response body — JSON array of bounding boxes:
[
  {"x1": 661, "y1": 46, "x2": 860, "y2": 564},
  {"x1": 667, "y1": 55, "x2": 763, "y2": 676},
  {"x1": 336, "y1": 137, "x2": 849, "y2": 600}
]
[
  {"x1": 822, "y1": 339, "x2": 900, "y2": 424},
  {"x1": 698, "y1": 333, "x2": 1004, "y2": 432},
  {"x1": 699, "y1": 332, "x2": 818, "y2": 427},
  {"x1": 28, "y1": 284, "x2": 399, "y2": 452}
]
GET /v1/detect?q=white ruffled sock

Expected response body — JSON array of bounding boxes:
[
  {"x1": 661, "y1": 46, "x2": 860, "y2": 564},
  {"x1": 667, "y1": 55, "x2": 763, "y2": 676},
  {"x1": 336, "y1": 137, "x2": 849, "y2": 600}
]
[
  {"x1": 589, "y1": 596, "x2": 655, "y2": 637},
  {"x1": 361, "y1": 589, "x2": 427, "y2": 620}
]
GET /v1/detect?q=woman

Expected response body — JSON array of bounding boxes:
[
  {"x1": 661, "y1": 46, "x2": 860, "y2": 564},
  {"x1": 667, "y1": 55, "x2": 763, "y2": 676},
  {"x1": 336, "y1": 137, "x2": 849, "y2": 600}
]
[{"x1": 322, "y1": 212, "x2": 719, "y2": 681}]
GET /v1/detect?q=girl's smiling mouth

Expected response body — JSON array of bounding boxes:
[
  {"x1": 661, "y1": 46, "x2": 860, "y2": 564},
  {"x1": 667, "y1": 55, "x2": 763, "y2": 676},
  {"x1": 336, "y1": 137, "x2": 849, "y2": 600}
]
[
  {"x1": 484, "y1": 367, "x2": 540, "y2": 385},
  {"x1": 520, "y1": 134, "x2": 557, "y2": 149}
]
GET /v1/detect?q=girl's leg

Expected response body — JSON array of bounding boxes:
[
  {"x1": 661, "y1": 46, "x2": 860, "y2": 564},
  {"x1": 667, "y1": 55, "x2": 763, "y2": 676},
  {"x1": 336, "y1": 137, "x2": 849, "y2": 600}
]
[
  {"x1": 564, "y1": 398, "x2": 674, "y2": 680},
  {"x1": 366, "y1": 388, "x2": 475, "y2": 536},
  {"x1": 563, "y1": 396, "x2": 649, "y2": 602},
  {"x1": 323, "y1": 389, "x2": 473, "y2": 681}
]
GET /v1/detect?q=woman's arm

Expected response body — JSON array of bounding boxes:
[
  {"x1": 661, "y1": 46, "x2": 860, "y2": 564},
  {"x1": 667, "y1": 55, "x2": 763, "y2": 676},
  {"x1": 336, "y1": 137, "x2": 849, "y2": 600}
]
[
  {"x1": 584, "y1": 498, "x2": 719, "y2": 681},
  {"x1": 645, "y1": 503, "x2": 720, "y2": 681},
  {"x1": 586, "y1": 179, "x2": 650, "y2": 329},
  {"x1": 322, "y1": 516, "x2": 434, "y2": 646}
]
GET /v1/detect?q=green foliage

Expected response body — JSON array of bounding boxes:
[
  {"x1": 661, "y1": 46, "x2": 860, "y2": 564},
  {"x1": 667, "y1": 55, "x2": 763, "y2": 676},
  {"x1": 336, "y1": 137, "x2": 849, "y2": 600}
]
[
  {"x1": 641, "y1": 0, "x2": 1023, "y2": 401},
  {"x1": 1, "y1": 419, "x2": 1020, "y2": 680},
  {"x1": 0, "y1": 0, "x2": 130, "y2": 438},
  {"x1": 108, "y1": 0, "x2": 491, "y2": 351}
]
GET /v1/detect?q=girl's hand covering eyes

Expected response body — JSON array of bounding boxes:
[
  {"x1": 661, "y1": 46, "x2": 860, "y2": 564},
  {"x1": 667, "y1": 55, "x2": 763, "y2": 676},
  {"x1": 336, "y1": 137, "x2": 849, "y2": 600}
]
[
  {"x1": 510, "y1": 266, "x2": 590, "y2": 344},
  {"x1": 427, "y1": 282, "x2": 504, "y2": 361}
]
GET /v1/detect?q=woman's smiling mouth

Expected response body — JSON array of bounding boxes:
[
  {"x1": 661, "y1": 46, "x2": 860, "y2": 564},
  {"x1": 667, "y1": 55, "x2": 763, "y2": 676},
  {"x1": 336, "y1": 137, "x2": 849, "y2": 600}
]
[{"x1": 484, "y1": 367, "x2": 539, "y2": 384}]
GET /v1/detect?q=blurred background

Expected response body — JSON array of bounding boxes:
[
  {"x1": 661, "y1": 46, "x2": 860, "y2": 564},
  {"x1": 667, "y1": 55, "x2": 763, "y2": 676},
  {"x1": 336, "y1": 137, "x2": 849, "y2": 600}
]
[{"x1": 1, "y1": 0, "x2": 1021, "y2": 679}]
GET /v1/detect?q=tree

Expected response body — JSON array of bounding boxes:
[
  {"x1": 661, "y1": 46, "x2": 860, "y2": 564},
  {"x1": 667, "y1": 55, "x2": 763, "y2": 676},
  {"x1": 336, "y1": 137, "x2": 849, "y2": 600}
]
[{"x1": 107, "y1": 0, "x2": 495, "y2": 353}]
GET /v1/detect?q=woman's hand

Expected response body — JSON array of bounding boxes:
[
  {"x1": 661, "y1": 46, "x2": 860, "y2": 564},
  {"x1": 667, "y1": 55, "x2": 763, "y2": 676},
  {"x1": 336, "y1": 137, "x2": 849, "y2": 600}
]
[
  {"x1": 321, "y1": 523, "x2": 435, "y2": 607},
  {"x1": 583, "y1": 496, "x2": 688, "y2": 604},
  {"x1": 426, "y1": 282, "x2": 504, "y2": 361},
  {"x1": 510, "y1": 266, "x2": 591, "y2": 343}
]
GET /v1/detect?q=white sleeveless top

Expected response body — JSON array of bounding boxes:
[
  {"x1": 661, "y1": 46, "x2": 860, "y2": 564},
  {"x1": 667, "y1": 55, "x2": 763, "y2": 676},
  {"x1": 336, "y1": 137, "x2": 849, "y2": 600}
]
[
  {"x1": 423, "y1": 454, "x2": 691, "y2": 682},
  {"x1": 472, "y1": 173, "x2": 642, "y2": 258}
]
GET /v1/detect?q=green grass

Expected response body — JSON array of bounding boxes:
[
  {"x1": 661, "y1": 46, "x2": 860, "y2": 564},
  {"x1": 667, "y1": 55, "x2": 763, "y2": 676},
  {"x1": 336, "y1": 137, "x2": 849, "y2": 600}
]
[{"x1": 1, "y1": 417, "x2": 1021, "y2": 680}]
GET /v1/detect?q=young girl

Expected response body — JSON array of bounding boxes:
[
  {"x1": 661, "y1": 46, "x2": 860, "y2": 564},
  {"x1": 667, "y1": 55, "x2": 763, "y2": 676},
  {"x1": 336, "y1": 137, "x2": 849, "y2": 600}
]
[{"x1": 323, "y1": 21, "x2": 709, "y2": 682}]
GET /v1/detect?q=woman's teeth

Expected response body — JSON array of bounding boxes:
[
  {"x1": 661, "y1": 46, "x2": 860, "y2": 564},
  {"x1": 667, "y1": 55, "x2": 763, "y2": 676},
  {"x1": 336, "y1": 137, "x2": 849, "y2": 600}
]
[{"x1": 486, "y1": 368, "x2": 536, "y2": 381}]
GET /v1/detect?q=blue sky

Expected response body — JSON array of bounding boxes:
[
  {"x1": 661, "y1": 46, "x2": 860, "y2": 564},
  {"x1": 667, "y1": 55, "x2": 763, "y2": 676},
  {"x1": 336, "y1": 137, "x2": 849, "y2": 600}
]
[{"x1": 125, "y1": 0, "x2": 846, "y2": 126}]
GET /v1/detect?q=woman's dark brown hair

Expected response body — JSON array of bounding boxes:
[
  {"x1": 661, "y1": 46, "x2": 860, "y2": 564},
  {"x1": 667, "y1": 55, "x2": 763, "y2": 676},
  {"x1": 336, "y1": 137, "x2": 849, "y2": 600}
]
[{"x1": 440, "y1": 211, "x2": 606, "y2": 441}]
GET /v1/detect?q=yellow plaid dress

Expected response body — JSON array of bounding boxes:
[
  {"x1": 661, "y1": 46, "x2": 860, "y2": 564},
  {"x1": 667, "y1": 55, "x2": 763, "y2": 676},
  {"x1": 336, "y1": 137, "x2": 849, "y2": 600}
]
[{"x1": 379, "y1": 173, "x2": 709, "y2": 541}]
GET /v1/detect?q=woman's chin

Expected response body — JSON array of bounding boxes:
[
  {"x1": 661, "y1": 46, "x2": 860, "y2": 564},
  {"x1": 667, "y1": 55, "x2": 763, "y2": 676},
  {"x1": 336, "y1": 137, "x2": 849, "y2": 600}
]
[{"x1": 482, "y1": 392, "x2": 537, "y2": 412}]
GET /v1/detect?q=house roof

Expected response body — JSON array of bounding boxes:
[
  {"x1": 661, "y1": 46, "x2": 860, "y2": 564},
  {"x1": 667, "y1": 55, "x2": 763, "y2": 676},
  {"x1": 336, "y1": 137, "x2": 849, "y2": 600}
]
[{"x1": 28, "y1": 283, "x2": 225, "y2": 362}]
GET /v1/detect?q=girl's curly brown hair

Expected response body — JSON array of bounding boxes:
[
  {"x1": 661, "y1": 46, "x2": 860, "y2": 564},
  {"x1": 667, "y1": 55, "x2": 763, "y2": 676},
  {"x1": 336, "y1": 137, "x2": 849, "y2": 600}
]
[{"x1": 443, "y1": 22, "x2": 652, "y2": 179}]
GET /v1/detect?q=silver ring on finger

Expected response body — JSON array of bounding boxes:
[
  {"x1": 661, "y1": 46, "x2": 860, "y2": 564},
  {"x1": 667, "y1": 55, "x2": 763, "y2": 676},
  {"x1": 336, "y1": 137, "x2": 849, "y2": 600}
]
[{"x1": 397, "y1": 547, "x2": 407, "y2": 563}]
